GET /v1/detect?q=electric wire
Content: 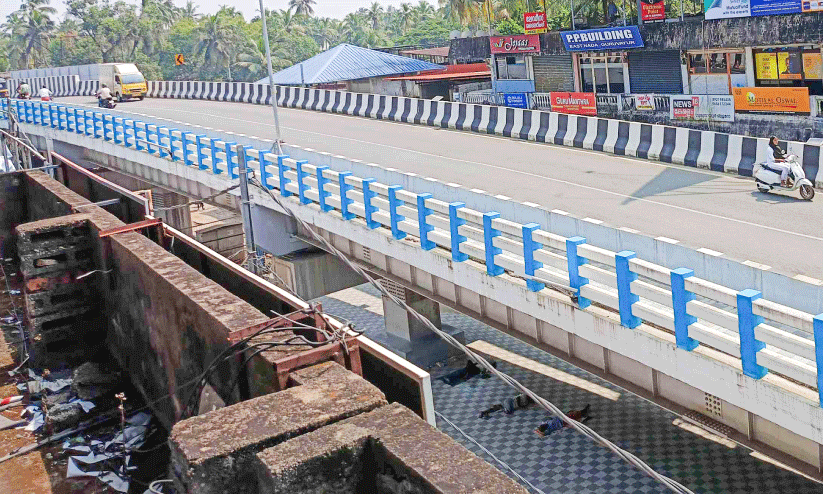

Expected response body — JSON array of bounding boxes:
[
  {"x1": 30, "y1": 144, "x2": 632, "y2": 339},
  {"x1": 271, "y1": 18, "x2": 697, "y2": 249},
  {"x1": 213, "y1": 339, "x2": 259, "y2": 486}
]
[
  {"x1": 435, "y1": 410, "x2": 546, "y2": 494},
  {"x1": 248, "y1": 175, "x2": 696, "y2": 494}
]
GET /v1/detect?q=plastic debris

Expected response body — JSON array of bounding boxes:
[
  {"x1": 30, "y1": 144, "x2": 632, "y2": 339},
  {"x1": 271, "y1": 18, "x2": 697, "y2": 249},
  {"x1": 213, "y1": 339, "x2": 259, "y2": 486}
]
[{"x1": 63, "y1": 412, "x2": 152, "y2": 493}]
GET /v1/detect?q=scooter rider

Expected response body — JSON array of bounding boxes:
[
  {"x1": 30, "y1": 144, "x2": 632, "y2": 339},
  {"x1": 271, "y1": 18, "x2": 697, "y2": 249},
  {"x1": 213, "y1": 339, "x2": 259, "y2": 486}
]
[
  {"x1": 96, "y1": 83, "x2": 116, "y2": 108},
  {"x1": 767, "y1": 136, "x2": 791, "y2": 187}
]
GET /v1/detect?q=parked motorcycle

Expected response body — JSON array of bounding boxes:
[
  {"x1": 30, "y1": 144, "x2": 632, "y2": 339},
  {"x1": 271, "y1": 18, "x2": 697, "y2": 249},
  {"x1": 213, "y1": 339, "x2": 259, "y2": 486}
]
[{"x1": 753, "y1": 154, "x2": 815, "y2": 200}]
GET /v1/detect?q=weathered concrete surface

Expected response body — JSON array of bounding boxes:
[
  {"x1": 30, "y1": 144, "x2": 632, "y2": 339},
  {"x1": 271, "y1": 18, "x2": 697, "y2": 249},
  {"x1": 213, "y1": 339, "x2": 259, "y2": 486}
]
[
  {"x1": 256, "y1": 402, "x2": 529, "y2": 494},
  {"x1": 0, "y1": 172, "x2": 28, "y2": 260},
  {"x1": 169, "y1": 361, "x2": 387, "y2": 494}
]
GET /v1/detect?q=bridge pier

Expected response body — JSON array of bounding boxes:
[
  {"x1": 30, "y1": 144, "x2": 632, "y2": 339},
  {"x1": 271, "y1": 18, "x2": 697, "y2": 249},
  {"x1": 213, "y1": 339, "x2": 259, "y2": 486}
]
[
  {"x1": 151, "y1": 188, "x2": 192, "y2": 232},
  {"x1": 380, "y1": 279, "x2": 463, "y2": 368}
]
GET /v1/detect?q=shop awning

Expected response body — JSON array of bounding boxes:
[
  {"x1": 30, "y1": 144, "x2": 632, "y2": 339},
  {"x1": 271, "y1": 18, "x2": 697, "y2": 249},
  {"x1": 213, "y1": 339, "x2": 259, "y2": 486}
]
[{"x1": 387, "y1": 63, "x2": 490, "y2": 82}]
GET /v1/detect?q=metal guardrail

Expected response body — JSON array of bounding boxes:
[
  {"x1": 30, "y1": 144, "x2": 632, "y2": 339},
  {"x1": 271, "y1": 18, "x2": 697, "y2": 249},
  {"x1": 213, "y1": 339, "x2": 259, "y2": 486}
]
[{"x1": 5, "y1": 98, "x2": 823, "y2": 407}]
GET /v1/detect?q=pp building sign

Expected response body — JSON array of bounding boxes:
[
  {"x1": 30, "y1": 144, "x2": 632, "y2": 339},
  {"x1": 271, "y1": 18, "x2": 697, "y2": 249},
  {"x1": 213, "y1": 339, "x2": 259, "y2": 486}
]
[{"x1": 561, "y1": 26, "x2": 644, "y2": 52}]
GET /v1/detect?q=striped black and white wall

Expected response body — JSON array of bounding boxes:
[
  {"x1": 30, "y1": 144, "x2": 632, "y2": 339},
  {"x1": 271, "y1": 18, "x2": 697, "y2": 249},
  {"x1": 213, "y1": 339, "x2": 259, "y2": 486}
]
[
  {"x1": 9, "y1": 75, "x2": 81, "y2": 97},
  {"x1": 141, "y1": 80, "x2": 820, "y2": 188}
]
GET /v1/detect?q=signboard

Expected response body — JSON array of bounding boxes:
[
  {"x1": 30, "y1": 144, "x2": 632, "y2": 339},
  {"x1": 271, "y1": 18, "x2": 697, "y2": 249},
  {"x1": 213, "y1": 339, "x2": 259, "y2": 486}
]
[
  {"x1": 705, "y1": 0, "x2": 821, "y2": 19},
  {"x1": 561, "y1": 26, "x2": 644, "y2": 52},
  {"x1": 802, "y1": 52, "x2": 822, "y2": 79},
  {"x1": 732, "y1": 87, "x2": 810, "y2": 114},
  {"x1": 641, "y1": 0, "x2": 666, "y2": 20},
  {"x1": 635, "y1": 94, "x2": 656, "y2": 111},
  {"x1": 755, "y1": 52, "x2": 778, "y2": 79},
  {"x1": 549, "y1": 92, "x2": 597, "y2": 115},
  {"x1": 175, "y1": 54, "x2": 185, "y2": 66},
  {"x1": 490, "y1": 34, "x2": 541, "y2": 54},
  {"x1": 503, "y1": 93, "x2": 529, "y2": 108},
  {"x1": 524, "y1": 12, "x2": 548, "y2": 34},
  {"x1": 670, "y1": 95, "x2": 735, "y2": 122}
]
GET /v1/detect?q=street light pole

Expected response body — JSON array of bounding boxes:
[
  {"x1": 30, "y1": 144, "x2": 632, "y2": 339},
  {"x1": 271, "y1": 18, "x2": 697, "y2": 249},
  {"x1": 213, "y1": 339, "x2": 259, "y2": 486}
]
[{"x1": 258, "y1": 0, "x2": 284, "y2": 155}]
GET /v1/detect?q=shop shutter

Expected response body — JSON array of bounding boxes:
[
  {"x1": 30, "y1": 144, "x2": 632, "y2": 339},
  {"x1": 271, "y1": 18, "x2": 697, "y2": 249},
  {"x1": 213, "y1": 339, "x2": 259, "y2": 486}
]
[
  {"x1": 628, "y1": 50, "x2": 683, "y2": 94},
  {"x1": 533, "y1": 55, "x2": 575, "y2": 93}
]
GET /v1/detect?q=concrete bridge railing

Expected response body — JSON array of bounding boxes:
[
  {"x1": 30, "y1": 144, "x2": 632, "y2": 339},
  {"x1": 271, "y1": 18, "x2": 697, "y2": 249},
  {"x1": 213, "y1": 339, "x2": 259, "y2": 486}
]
[
  {"x1": 142, "y1": 80, "x2": 823, "y2": 189},
  {"x1": 8, "y1": 98, "x2": 823, "y2": 467}
]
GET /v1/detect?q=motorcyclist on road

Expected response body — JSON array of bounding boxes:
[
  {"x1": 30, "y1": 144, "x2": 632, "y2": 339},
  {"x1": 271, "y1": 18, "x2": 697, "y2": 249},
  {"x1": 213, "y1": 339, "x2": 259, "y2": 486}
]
[
  {"x1": 17, "y1": 83, "x2": 31, "y2": 99},
  {"x1": 38, "y1": 86, "x2": 52, "y2": 101},
  {"x1": 96, "y1": 84, "x2": 115, "y2": 108},
  {"x1": 767, "y1": 136, "x2": 791, "y2": 187}
]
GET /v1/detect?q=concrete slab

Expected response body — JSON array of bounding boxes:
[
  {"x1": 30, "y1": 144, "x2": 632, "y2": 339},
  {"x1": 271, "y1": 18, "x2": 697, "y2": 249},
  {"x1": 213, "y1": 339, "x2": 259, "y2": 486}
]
[{"x1": 169, "y1": 361, "x2": 388, "y2": 494}]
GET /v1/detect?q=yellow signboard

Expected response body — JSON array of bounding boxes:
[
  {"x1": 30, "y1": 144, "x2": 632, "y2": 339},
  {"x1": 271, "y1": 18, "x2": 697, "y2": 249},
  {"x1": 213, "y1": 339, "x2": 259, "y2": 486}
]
[
  {"x1": 778, "y1": 52, "x2": 802, "y2": 80},
  {"x1": 175, "y1": 54, "x2": 185, "y2": 66},
  {"x1": 803, "y1": 52, "x2": 822, "y2": 79},
  {"x1": 755, "y1": 53, "x2": 777, "y2": 80}
]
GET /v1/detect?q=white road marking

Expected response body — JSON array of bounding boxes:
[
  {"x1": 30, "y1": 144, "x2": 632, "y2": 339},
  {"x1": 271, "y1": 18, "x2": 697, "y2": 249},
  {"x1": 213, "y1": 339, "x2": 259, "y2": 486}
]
[
  {"x1": 656, "y1": 236, "x2": 680, "y2": 244},
  {"x1": 793, "y1": 274, "x2": 823, "y2": 285},
  {"x1": 743, "y1": 260, "x2": 772, "y2": 271},
  {"x1": 68, "y1": 101, "x2": 823, "y2": 243}
]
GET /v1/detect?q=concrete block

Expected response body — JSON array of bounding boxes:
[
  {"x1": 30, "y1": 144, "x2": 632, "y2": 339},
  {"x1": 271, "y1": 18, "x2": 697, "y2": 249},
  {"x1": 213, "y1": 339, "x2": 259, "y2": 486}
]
[
  {"x1": 169, "y1": 362, "x2": 387, "y2": 494},
  {"x1": 255, "y1": 403, "x2": 528, "y2": 494}
]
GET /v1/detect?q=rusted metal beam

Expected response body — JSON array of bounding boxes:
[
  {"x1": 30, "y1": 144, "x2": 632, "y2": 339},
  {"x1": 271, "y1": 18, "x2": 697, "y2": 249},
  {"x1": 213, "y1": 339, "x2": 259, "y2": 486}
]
[
  {"x1": 227, "y1": 309, "x2": 319, "y2": 343},
  {"x1": 98, "y1": 218, "x2": 163, "y2": 238}
]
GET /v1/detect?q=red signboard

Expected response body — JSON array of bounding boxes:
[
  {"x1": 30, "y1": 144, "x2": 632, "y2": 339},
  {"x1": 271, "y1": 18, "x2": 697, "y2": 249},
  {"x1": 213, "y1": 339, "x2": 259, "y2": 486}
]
[
  {"x1": 489, "y1": 34, "x2": 541, "y2": 54},
  {"x1": 549, "y1": 92, "x2": 597, "y2": 115},
  {"x1": 641, "y1": 0, "x2": 665, "y2": 20},
  {"x1": 523, "y1": 12, "x2": 548, "y2": 34}
]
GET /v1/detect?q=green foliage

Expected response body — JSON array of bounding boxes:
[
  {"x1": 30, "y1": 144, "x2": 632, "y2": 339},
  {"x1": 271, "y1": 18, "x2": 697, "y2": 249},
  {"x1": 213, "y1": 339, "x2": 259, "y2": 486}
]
[
  {"x1": 0, "y1": 0, "x2": 584, "y2": 81},
  {"x1": 495, "y1": 17, "x2": 525, "y2": 34}
]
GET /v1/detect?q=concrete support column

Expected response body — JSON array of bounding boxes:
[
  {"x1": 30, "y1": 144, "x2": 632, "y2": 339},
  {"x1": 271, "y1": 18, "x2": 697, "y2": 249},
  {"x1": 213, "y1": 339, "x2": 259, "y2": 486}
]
[
  {"x1": 151, "y1": 188, "x2": 192, "y2": 232},
  {"x1": 381, "y1": 279, "x2": 463, "y2": 368}
]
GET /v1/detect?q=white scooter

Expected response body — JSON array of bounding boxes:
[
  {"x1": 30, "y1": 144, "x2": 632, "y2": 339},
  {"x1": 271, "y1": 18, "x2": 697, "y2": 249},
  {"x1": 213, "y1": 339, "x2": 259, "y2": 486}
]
[{"x1": 753, "y1": 155, "x2": 815, "y2": 201}]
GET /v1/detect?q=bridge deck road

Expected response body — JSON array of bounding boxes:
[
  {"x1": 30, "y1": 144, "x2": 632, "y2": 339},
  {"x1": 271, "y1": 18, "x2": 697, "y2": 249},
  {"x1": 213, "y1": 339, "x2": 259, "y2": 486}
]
[{"x1": 60, "y1": 96, "x2": 823, "y2": 279}]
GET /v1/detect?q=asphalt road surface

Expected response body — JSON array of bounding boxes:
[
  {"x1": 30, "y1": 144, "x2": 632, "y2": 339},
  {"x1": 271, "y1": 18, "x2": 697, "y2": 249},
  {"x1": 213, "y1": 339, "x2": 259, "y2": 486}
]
[{"x1": 61, "y1": 96, "x2": 823, "y2": 279}]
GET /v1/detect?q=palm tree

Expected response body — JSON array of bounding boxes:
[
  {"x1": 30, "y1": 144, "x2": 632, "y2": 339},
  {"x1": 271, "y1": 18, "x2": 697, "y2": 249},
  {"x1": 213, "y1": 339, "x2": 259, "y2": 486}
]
[
  {"x1": 414, "y1": 1, "x2": 436, "y2": 20},
  {"x1": 181, "y1": 0, "x2": 201, "y2": 20},
  {"x1": 195, "y1": 13, "x2": 239, "y2": 80},
  {"x1": 4, "y1": 5, "x2": 55, "y2": 69},
  {"x1": 398, "y1": 3, "x2": 415, "y2": 33},
  {"x1": 366, "y1": 2, "x2": 384, "y2": 30},
  {"x1": 288, "y1": 0, "x2": 316, "y2": 17}
]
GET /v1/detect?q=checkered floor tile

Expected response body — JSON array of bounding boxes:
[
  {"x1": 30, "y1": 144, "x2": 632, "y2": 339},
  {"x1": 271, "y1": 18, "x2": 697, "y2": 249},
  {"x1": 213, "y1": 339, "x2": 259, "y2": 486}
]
[{"x1": 315, "y1": 284, "x2": 823, "y2": 494}]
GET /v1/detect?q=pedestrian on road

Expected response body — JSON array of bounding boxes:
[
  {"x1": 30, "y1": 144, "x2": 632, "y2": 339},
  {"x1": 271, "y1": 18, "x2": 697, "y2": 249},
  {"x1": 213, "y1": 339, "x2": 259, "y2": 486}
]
[
  {"x1": 535, "y1": 404, "x2": 591, "y2": 437},
  {"x1": 39, "y1": 86, "x2": 52, "y2": 101}
]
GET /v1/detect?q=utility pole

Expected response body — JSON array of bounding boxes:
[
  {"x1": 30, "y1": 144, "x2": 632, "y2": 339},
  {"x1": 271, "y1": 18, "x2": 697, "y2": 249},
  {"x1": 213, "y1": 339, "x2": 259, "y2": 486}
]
[
  {"x1": 258, "y1": 0, "x2": 284, "y2": 155},
  {"x1": 487, "y1": 0, "x2": 498, "y2": 103},
  {"x1": 235, "y1": 144, "x2": 257, "y2": 274}
]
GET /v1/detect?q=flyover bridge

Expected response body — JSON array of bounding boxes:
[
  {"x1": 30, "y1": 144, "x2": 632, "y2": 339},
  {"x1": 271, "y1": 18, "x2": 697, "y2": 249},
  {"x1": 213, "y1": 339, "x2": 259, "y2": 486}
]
[{"x1": 5, "y1": 97, "x2": 823, "y2": 475}]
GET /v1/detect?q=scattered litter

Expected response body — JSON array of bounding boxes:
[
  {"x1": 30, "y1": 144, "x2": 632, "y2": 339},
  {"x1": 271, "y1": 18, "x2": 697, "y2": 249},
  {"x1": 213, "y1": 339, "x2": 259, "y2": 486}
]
[
  {"x1": 7, "y1": 289, "x2": 19, "y2": 296},
  {"x1": 64, "y1": 412, "x2": 152, "y2": 493},
  {"x1": 18, "y1": 369, "x2": 72, "y2": 395},
  {"x1": 0, "y1": 395, "x2": 23, "y2": 406},
  {"x1": 1, "y1": 315, "x2": 17, "y2": 324}
]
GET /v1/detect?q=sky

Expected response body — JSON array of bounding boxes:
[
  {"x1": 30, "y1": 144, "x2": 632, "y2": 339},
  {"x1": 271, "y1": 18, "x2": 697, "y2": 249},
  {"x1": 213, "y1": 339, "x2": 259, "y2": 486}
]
[{"x1": 1, "y1": 0, "x2": 414, "y2": 24}]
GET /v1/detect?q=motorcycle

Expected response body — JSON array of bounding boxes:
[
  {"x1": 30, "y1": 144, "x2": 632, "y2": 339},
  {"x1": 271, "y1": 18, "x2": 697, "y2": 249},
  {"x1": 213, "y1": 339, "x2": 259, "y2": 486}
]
[
  {"x1": 97, "y1": 96, "x2": 116, "y2": 109},
  {"x1": 753, "y1": 154, "x2": 815, "y2": 201}
]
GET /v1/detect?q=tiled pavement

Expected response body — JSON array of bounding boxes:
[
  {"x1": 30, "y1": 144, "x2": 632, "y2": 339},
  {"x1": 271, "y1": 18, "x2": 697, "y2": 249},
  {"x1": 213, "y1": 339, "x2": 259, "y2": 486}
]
[{"x1": 314, "y1": 284, "x2": 823, "y2": 494}]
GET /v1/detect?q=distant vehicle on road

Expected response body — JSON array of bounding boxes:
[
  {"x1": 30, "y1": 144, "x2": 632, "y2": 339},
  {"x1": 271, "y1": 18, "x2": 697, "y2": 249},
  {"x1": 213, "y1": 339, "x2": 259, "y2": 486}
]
[
  {"x1": 99, "y1": 63, "x2": 146, "y2": 102},
  {"x1": 0, "y1": 78, "x2": 8, "y2": 98}
]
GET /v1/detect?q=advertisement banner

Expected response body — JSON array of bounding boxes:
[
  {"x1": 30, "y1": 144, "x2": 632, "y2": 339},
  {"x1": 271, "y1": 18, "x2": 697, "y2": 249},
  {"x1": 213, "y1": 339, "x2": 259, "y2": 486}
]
[
  {"x1": 561, "y1": 26, "x2": 644, "y2": 52},
  {"x1": 705, "y1": 0, "x2": 822, "y2": 19},
  {"x1": 670, "y1": 95, "x2": 735, "y2": 122},
  {"x1": 490, "y1": 34, "x2": 541, "y2": 54},
  {"x1": 641, "y1": 0, "x2": 666, "y2": 20},
  {"x1": 732, "y1": 87, "x2": 810, "y2": 114},
  {"x1": 549, "y1": 92, "x2": 597, "y2": 115},
  {"x1": 802, "y1": 52, "x2": 822, "y2": 79},
  {"x1": 755, "y1": 53, "x2": 778, "y2": 80},
  {"x1": 524, "y1": 12, "x2": 548, "y2": 34},
  {"x1": 503, "y1": 93, "x2": 529, "y2": 108},
  {"x1": 778, "y1": 52, "x2": 802, "y2": 79},
  {"x1": 635, "y1": 94, "x2": 655, "y2": 111}
]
